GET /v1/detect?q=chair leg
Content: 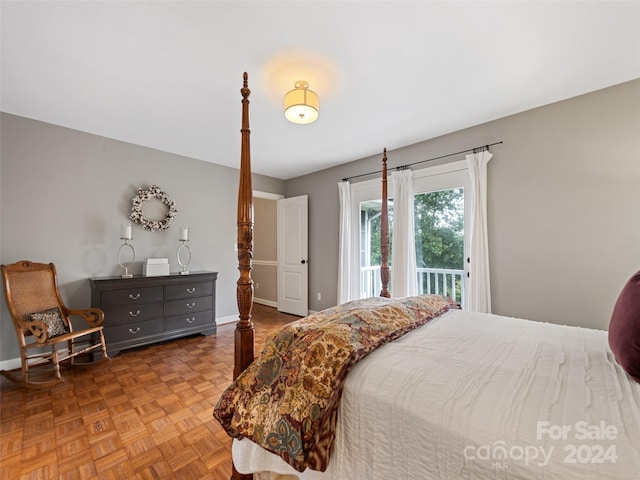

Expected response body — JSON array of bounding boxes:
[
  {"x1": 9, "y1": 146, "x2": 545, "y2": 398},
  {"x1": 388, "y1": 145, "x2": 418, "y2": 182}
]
[
  {"x1": 99, "y1": 330, "x2": 109, "y2": 360},
  {"x1": 51, "y1": 345, "x2": 62, "y2": 381},
  {"x1": 21, "y1": 350, "x2": 29, "y2": 380},
  {"x1": 68, "y1": 331, "x2": 110, "y2": 366}
]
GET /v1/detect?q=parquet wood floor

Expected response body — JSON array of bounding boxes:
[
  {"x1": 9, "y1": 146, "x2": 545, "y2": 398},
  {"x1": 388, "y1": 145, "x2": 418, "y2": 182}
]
[{"x1": 0, "y1": 304, "x2": 299, "y2": 480}]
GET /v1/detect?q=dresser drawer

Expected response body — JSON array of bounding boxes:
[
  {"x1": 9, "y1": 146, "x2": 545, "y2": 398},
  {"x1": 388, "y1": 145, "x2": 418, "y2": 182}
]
[
  {"x1": 165, "y1": 310, "x2": 213, "y2": 331},
  {"x1": 102, "y1": 303, "x2": 164, "y2": 326},
  {"x1": 104, "y1": 318, "x2": 164, "y2": 344},
  {"x1": 165, "y1": 282, "x2": 213, "y2": 301},
  {"x1": 164, "y1": 296, "x2": 213, "y2": 316},
  {"x1": 100, "y1": 286, "x2": 163, "y2": 307}
]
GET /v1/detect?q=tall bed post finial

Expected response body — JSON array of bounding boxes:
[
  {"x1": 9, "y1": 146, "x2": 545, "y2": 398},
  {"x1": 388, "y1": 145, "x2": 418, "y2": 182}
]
[
  {"x1": 235, "y1": 72, "x2": 255, "y2": 380},
  {"x1": 380, "y1": 148, "x2": 390, "y2": 298}
]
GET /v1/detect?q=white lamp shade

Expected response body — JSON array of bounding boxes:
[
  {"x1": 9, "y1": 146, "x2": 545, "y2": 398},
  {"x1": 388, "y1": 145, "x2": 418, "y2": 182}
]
[{"x1": 284, "y1": 81, "x2": 319, "y2": 124}]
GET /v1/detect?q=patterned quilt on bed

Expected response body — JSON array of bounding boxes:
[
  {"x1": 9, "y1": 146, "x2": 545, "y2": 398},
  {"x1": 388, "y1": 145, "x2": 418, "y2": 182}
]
[{"x1": 213, "y1": 294, "x2": 459, "y2": 472}]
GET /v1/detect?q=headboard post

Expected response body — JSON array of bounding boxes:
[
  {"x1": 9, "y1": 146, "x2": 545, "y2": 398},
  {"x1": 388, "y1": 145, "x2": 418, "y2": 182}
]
[
  {"x1": 234, "y1": 72, "x2": 255, "y2": 381},
  {"x1": 380, "y1": 148, "x2": 391, "y2": 298}
]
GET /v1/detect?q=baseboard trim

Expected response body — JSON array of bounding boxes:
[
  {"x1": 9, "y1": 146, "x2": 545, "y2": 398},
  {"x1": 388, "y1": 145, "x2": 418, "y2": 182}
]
[
  {"x1": 216, "y1": 299, "x2": 277, "y2": 326},
  {"x1": 216, "y1": 314, "x2": 239, "y2": 326},
  {"x1": 0, "y1": 357, "x2": 21, "y2": 371},
  {"x1": 254, "y1": 298, "x2": 277, "y2": 308}
]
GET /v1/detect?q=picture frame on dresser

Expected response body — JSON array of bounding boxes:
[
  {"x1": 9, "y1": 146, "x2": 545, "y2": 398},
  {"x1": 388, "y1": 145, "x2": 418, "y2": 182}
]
[{"x1": 90, "y1": 271, "x2": 217, "y2": 357}]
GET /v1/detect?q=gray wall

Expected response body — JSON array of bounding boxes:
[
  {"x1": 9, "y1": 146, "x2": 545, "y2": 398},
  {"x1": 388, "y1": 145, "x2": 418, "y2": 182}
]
[
  {"x1": 0, "y1": 113, "x2": 285, "y2": 362},
  {"x1": 286, "y1": 79, "x2": 640, "y2": 330}
]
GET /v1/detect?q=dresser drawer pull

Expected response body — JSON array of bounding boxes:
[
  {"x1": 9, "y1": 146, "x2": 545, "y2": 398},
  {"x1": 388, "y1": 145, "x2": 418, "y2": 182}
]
[
  {"x1": 186, "y1": 287, "x2": 196, "y2": 294},
  {"x1": 186, "y1": 302, "x2": 196, "y2": 309},
  {"x1": 129, "y1": 293, "x2": 141, "y2": 300},
  {"x1": 129, "y1": 310, "x2": 141, "y2": 317},
  {"x1": 186, "y1": 317, "x2": 196, "y2": 323},
  {"x1": 129, "y1": 327, "x2": 141, "y2": 334}
]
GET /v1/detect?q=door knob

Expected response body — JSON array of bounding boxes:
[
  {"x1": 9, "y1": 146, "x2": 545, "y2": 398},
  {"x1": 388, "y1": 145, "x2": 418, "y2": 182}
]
[{"x1": 301, "y1": 260, "x2": 307, "y2": 264}]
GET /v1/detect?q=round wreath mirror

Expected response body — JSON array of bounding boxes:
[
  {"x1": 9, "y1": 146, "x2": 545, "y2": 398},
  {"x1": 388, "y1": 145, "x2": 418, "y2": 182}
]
[{"x1": 129, "y1": 185, "x2": 177, "y2": 231}]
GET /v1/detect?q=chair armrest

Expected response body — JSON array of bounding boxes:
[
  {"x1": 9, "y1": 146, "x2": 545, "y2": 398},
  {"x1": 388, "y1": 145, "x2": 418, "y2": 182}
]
[
  {"x1": 64, "y1": 307, "x2": 105, "y2": 328},
  {"x1": 17, "y1": 319, "x2": 49, "y2": 343}
]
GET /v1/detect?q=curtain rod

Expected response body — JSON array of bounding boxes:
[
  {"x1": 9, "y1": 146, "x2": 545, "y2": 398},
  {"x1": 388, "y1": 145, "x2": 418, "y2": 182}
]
[{"x1": 342, "y1": 141, "x2": 503, "y2": 182}]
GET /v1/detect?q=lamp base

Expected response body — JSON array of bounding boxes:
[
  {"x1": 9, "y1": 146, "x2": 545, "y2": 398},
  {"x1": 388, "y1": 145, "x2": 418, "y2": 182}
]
[
  {"x1": 177, "y1": 242, "x2": 191, "y2": 276},
  {"x1": 118, "y1": 241, "x2": 135, "y2": 280}
]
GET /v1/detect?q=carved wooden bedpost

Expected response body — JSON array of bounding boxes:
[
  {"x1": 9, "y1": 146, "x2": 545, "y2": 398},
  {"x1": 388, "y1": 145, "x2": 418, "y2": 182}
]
[
  {"x1": 235, "y1": 72, "x2": 255, "y2": 380},
  {"x1": 232, "y1": 73, "x2": 255, "y2": 480},
  {"x1": 380, "y1": 148, "x2": 391, "y2": 298}
]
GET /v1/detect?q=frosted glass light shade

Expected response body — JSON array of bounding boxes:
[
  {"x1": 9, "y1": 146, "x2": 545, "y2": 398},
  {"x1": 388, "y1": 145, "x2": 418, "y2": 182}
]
[{"x1": 284, "y1": 80, "x2": 319, "y2": 124}]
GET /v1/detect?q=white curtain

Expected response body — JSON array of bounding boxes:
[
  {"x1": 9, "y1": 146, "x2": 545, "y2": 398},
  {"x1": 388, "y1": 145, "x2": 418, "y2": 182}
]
[
  {"x1": 466, "y1": 150, "x2": 493, "y2": 313},
  {"x1": 391, "y1": 169, "x2": 418, "y2": 297},
  {"x1": 337, "y1": 181, "x2": 353, "y2": 304}
]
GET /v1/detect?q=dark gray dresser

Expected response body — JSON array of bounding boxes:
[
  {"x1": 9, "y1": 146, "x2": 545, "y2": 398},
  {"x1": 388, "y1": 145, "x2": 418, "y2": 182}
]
[{"x1": 90, "y1": 271, "x2": 217, "y2": 357}]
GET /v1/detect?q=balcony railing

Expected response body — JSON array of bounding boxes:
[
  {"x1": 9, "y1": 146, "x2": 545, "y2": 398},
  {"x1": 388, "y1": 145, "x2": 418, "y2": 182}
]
[
  {"x1": 361, "y1": 266, "x2": 383, "y2": 299},
  {"x1": 361, "y1": 266, "x2": 465, "y2": 305}
]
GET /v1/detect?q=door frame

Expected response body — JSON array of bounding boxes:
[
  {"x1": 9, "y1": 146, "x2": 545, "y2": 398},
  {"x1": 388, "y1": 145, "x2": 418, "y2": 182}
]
[{"x1": 253, "y1": 191, "x2": 284, "y2": 308}]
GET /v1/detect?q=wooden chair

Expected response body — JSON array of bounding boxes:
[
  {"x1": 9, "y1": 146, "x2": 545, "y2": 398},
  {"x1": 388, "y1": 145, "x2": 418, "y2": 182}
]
[{"x1": 1, "y1": 260, "x2": 109, "y2": 388}]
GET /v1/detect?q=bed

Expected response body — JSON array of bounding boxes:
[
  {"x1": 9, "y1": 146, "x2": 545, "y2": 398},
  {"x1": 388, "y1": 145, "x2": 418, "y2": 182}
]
[{"x1": 214, "y1": 73, "x2": 640, "y2": 480}]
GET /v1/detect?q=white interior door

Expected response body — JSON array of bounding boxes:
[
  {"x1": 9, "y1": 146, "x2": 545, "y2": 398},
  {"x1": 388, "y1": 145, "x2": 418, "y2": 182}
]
[{"x1": 277, "y1": 195, "x2": 309, "y2": 316}]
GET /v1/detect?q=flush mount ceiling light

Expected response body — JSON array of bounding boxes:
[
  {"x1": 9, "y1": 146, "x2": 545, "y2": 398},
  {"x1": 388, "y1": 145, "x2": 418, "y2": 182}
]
[{"x1": 284, "y1": 80, "x2": 319, "y2": 124}]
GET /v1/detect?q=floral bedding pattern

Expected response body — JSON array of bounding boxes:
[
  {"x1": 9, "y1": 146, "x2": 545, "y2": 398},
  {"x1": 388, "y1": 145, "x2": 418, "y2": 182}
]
[{"x1": 213, "y1": 294, "x2": 459, "y2": 472}]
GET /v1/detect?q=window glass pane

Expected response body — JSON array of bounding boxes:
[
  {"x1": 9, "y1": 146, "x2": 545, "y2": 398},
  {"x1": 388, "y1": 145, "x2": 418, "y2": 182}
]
[
  {"x1": 414, "y1": 188, "x2": 464, "y2": 303},
  {"x1": 359, "y1": 199, "x2": 393, "y2": 298}
]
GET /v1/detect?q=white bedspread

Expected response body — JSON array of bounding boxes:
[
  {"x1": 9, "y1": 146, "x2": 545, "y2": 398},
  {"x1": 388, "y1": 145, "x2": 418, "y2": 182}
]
[{"x1": 233, "y1": 309, "x2": 640, "y2": 479}]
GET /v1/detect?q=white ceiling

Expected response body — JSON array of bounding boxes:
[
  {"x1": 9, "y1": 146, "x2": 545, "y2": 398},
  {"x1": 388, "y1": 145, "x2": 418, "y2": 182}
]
[{"x1": 2, "y1": 1, "x2": 639, "y2": 180}]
